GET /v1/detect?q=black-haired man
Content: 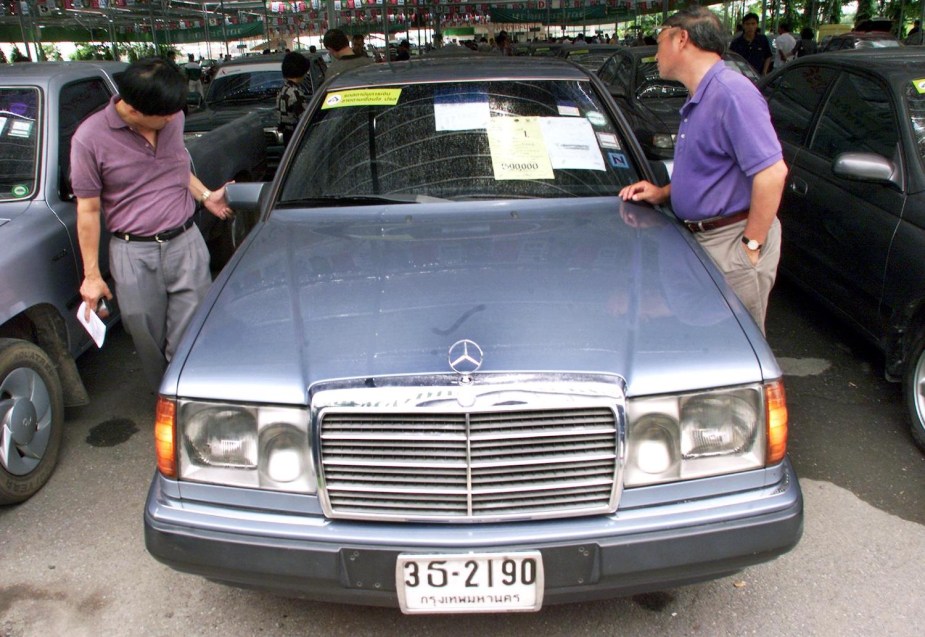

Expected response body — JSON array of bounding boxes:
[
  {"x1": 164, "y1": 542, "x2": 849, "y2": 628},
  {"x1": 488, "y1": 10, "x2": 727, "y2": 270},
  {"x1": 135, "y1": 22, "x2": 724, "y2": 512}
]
[
  {"x1": 71, "y1": 58, "x2": 233, "y2": 390},
  {"x1": 323, "y1": 29, "x2": 374, "y2": 79}
]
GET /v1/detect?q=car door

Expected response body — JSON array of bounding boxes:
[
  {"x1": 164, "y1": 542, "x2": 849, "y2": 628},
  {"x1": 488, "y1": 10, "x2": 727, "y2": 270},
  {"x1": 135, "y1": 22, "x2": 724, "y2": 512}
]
[
  {"x1": 784, "y1": 68, "x2": 905, "y2": 337},
  {"x1": 764, "y1": 63, "x2": 838, "y2": 280},
  {"x1": 48, "y1": 75, "x2": 118, "y2": 350}
]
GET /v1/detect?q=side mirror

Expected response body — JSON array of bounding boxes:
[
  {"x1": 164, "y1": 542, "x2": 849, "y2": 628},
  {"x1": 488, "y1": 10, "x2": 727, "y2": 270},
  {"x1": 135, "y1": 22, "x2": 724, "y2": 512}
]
[
  {"x1": 832, "y1": 151, "x2": 900, "y2": 188},
  {"x1": 226, "y1": 182, "x2": 270, "y2": 215}
]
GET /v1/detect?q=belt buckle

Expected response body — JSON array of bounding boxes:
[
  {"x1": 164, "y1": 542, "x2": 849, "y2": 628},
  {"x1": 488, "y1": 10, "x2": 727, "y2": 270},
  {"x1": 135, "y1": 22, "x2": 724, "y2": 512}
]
[{"x1": 154, "y1": 232, "x2": 167, "y2": 243}]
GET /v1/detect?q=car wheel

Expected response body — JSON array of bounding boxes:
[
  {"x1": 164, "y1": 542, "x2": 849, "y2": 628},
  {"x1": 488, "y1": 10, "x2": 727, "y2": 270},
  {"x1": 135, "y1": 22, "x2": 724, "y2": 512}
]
[
  {"x1": 906, "y1": 334, "x2": 925, "y2": 451},
  {"x1": 0, "y1": 338, "x2": 64, "y2": 504}
]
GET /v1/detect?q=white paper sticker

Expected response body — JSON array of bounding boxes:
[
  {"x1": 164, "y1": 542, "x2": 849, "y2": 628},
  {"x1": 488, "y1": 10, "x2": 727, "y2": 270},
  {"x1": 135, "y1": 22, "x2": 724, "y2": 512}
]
[
  {"x1": 597, "y1": 133, "x2": 620, "y2": 149},
  {"x1": 8, "y1": 120, "x2": 32, "y2": 138},
  {"x1": 557, "y1": 104, "x2": 580, "y2": 117},
  {"x1": 539, "y1": 117, "x2": 606, "y2": 171},
  {"x1": 487, "y1": 117, "x2": 555, "y2": 180},
  {"x1": 434, "y1": 93, "x2": 490, "y2": 131}
]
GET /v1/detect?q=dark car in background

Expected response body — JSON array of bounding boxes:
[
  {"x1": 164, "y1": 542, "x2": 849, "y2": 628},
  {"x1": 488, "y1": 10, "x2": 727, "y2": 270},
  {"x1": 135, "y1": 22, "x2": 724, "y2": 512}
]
[
  {"x1": 144, "y1": 56, "x2": 802, "y2": 613},
  {"x1": 819, "y1": 30, "x2": 902, "y2": 51},
  {"x1": 184, "y1": 53, "x2": 326, "y2": 175},
  {"x1": 557, "y1": 43, "x2": 625, "y2": 73},
  {"x1": 597, "y1": 46, "x2": 759, "y2": 160},
  {"x1": 760, "y1": 49, "x2": 925, "y2": 450}
]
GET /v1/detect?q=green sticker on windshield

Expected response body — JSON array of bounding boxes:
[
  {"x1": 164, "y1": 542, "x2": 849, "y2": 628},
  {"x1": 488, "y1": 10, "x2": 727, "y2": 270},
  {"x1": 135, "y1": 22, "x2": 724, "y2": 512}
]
[
  {"x1": 642, "y1": 56, "x2": 657, "y2": 64},
  {"x1": 913, "y1": 78, "x2": 925, "y2": 94},
  {"x1": 11, "y1": 184, "x2": 29, "y2": 197},
  {"x1": 322, "y1": 88, "x2": 402, "y2": 109}
]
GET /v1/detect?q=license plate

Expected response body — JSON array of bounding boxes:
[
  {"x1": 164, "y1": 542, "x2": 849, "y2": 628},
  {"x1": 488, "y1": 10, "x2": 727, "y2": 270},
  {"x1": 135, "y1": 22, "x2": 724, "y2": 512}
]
[{"x1": 396, "y1": 551, "x2": 544, "y2": 614}]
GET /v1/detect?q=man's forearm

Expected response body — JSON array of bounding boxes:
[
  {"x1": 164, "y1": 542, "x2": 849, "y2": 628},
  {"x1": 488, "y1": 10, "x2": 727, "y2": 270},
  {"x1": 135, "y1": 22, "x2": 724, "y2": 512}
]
[
  {"x1": 744, "y1": 159, "x2": 788, "y2": 244},
  {"x1": 76, "y1": 198, "x2": 103, "y2": 279}
]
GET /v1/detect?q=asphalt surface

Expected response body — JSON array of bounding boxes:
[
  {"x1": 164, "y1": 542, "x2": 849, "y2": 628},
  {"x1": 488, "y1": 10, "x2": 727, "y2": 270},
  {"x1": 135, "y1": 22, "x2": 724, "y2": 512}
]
[{"x1": 1, "y1": 278, "x2": 924, "y2": 636}]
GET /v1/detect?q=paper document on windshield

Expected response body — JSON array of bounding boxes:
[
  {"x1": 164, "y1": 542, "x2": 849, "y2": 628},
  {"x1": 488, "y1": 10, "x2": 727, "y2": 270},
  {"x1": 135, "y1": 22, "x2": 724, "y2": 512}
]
[{"x1": 76, "y1": 302, "x2": 106, "y2": 348}]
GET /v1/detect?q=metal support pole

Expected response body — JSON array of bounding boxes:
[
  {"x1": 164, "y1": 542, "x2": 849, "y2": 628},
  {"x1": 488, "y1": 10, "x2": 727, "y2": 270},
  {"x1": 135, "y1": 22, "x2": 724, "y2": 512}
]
[
  {"x1": 202, "y1": 4, "x2": 212, "y2": 60},
  {"x1": 220, "y1": 0, "x2": 230, "y2": 57}
]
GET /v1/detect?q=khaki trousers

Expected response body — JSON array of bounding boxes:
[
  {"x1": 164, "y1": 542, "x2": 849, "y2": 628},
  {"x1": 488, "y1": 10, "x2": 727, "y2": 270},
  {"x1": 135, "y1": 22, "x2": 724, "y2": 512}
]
[{"x1": 692, "y1": 217, "x2": 781, "y2": 334}]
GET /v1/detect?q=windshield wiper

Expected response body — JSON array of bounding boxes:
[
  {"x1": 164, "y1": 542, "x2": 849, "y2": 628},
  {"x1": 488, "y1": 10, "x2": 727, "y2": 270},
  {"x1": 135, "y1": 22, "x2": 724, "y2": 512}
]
[{"x1": 278, "y1": 194, "x2": 450, "y2": 207}]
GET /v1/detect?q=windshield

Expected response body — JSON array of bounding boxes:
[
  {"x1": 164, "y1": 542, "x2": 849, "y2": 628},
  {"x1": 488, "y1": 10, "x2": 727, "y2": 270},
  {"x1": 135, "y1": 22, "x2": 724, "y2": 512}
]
[
  {"x1": 0, "y1": 88, "x2": 39, "y2": 201},
  {"x1": 279, "y1": 79, "x2": 641, "y2": 204},
  {"x1": 206, "y1": 70, "x2": 281, "y2": 105}
]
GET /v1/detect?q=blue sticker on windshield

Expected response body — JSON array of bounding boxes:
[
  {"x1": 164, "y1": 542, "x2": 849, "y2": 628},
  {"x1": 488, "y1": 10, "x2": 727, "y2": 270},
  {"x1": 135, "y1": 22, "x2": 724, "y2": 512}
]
[{"x1": 608, "y1": 152, "x2": 629, "y2": 169}]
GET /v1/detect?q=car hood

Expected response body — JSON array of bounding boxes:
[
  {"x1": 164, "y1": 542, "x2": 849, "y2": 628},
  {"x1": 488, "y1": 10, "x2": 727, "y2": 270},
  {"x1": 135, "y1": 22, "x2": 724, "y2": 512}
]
[
  {"x1": 170, "y1": 198, "x2": 770, "y2": 404},
  {"x1": 184, "y1": 103, "x2": 274, "y2": 132}
]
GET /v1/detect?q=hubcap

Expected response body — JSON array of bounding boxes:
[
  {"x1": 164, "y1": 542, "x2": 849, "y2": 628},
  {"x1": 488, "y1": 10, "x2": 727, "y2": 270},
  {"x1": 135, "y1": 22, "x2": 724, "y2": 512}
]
[
  {"x1": 915, "y1": 350, "x2": 925, "y2": 431},
  {"x1": 0, "y1": 367, "x2": 52, "y2": 476}
]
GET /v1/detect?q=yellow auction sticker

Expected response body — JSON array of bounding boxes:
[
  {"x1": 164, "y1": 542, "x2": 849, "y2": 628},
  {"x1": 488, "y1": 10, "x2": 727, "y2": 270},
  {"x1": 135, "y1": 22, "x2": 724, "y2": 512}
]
[
  {"x1": 913, "y1": 78, "x2": 925, "y2": 94},
  {"x1": 321, "y1": 88, "x2": 402, "y2": 109}
]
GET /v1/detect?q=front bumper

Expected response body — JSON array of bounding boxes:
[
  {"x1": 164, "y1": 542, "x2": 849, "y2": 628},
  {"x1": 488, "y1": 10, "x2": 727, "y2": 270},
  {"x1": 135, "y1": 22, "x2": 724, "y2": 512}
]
[{"x1": 144, "y1": 459, "x2": 802, "y2": 608}]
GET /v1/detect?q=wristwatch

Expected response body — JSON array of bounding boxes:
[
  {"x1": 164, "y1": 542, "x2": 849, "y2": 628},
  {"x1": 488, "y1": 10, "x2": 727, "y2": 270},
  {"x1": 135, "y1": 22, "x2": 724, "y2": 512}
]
[
  {"x1": 200, "y1": 189, "x2": 212, "y2": 204},
  {"x1": 742, "y1": 236, "x2": 762, "y2": 251}
]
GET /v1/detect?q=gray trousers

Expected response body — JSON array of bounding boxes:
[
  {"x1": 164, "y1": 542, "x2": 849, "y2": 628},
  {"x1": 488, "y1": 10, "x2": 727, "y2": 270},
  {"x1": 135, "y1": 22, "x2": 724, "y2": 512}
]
[
  {"x1": 109, "y1": 226, "x2": 212, "y2": 390},
  {"x1": 693, "y1": 217, "x2": 782, "y2": 334}
]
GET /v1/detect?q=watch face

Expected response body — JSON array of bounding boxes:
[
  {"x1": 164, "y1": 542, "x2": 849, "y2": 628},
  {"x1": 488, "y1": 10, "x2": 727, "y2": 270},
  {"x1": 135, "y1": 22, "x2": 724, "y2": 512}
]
[{"x1": 747, "y1": 239, "x2": 760, "y2": 250}]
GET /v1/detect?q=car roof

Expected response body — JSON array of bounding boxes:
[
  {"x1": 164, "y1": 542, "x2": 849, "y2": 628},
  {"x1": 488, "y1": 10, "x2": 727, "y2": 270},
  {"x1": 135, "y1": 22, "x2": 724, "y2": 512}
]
[
  {"x1": 325, "y1": 56, "x2": 593, "y2": 90},
  {"x1": 783, "y1": 48, "x2": 925, "y2": 83},
  {"x1": 0, "y1": 61, "x2": 125, "y2": 84}
]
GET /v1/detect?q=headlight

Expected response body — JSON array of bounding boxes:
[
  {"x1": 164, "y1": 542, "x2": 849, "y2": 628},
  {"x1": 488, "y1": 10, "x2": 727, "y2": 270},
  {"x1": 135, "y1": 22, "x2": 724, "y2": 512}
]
[
  {"x1": 624, "y1": 384, "x2": 777, "y2": 487},
  {"x1": 177, "y1": 401, "x2": 315, "y2": 493},
  {"x1": 651, "y1": 133, "x2": 676, "y2": 150}
]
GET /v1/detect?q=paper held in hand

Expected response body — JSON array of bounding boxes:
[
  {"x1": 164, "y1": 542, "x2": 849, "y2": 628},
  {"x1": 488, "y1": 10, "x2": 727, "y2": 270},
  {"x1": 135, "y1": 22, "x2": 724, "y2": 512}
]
[{"x1": 76, "y1": 301, "x2": 106, "y2": 348}]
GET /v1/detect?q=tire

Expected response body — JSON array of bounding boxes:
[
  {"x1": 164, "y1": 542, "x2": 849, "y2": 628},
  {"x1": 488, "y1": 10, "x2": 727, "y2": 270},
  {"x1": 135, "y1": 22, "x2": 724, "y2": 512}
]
[
  {"x1": 905, "y1": 334, "x2": 925, "y2": 452},
  {"x1": 0, "y1": 338, "x2": 64, "y2": 504}
]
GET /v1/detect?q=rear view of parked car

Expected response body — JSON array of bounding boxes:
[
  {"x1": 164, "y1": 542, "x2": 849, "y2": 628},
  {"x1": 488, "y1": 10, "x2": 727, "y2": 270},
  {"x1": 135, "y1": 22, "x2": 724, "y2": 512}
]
[{"x1": 760, "y1": 49, "x2": 925, "y2": 449}]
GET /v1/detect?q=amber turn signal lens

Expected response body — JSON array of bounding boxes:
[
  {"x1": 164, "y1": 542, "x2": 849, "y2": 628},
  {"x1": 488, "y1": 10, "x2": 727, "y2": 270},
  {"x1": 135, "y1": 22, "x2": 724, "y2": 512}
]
[
  {"x1": 765, "y1": 380, "x2": 788, "y2": 465},
  {"x1": 155, "y1": 396, "x2": 178, "y2": 478}
]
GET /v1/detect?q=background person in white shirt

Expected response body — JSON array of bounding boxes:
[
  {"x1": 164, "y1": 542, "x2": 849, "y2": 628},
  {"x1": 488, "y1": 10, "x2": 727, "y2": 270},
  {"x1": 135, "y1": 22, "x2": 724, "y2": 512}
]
[{"x1": 774, "y1": 22, "x2": 797, "y2": 69}]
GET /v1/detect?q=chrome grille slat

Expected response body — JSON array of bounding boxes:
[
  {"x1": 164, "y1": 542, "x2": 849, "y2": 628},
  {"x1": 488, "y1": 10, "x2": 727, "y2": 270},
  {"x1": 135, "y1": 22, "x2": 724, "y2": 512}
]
[{"x1": 319, "y1": 403, "x2": 620, "y2": 521}]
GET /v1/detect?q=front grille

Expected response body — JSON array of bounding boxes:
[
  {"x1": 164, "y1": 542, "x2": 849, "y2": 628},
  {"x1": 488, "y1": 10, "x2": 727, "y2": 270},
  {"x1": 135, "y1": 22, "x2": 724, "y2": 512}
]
[{"x1": 319, "y1": 407, "x2": 619, "y2": 521}]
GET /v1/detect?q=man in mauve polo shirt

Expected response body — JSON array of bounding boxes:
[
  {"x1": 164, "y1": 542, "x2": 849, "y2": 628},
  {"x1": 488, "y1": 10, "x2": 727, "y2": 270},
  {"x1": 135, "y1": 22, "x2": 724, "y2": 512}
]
[
  {"x1": 71, "y1": 58, "x2": 234, "y2": 390},
  {"x1": 619, "y1": 7, "x2": 787, "y2": 333}
]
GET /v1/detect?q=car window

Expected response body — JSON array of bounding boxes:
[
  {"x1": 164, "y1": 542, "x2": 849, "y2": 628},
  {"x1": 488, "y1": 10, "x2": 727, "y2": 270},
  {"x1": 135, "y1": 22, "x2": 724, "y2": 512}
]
[
  {"x1": 207, "y1": 70, "x2": 281, "y2": 104},
  {"x1": 58, "y1": 78, "x2": 113, "y2": 200},
  {"x1": 597, "y1": 55, "x2": 619, "y2": 85},
  {"x1": 0, "y1": 87, "x2": 39, "y2": 201},
  {"x1": 810, "y1": 71, "x2": 898, "y2": 160},
  {"x1": 764, "y1": 64, "x2": 838, "y2": 146},
  {"x1": 280, "y1": 80, "x2": 640, "y2": 203},
  {"x1": 904, "y1": 79, "x2": 925, "y2": 164}
]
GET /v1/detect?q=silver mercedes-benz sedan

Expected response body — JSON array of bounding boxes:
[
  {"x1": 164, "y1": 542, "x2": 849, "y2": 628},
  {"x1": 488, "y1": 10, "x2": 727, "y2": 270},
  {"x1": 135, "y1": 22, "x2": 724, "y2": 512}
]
[{"x1": 144, "y1": 56, "x2": 802, "y2": 614}]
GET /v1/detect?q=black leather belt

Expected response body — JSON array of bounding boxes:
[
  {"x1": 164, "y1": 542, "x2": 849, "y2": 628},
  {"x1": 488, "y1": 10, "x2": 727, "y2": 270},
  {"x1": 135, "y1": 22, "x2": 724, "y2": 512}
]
[
  {"x1": 684, "y1": 210, "x2": 749, "y2": 233},
  {"x1": 114, "y1": 217, "x2": 195, "y2": 243}
]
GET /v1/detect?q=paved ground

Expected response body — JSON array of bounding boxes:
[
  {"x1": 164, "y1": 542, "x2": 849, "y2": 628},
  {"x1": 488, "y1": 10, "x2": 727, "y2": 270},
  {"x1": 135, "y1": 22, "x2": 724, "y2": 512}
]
[{"x1": 1, "y1": 279, "x2": 924, "y2": 636}]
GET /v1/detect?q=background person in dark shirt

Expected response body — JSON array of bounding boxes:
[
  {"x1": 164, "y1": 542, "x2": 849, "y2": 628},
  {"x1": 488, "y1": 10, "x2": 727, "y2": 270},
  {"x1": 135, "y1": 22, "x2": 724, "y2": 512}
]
[{"x1": 729, "y1": 12, "x2": 772, "y2": 75}]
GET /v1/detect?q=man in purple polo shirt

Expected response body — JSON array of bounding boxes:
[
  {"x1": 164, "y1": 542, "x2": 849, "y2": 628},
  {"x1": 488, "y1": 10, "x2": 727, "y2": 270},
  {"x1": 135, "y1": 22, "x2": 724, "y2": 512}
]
[
  {"x1": 71, "y1": 58, "x2": 234, "y2": 390},
  {"x1": 619, "y1": 7, "x2": 787, "y2": 333}
]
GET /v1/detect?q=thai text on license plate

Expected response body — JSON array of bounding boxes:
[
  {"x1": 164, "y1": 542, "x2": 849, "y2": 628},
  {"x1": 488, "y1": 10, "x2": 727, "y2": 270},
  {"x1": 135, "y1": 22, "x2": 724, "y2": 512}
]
[{"x1": 396, "y1": 551, "x2": 544, "y2": 614}]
